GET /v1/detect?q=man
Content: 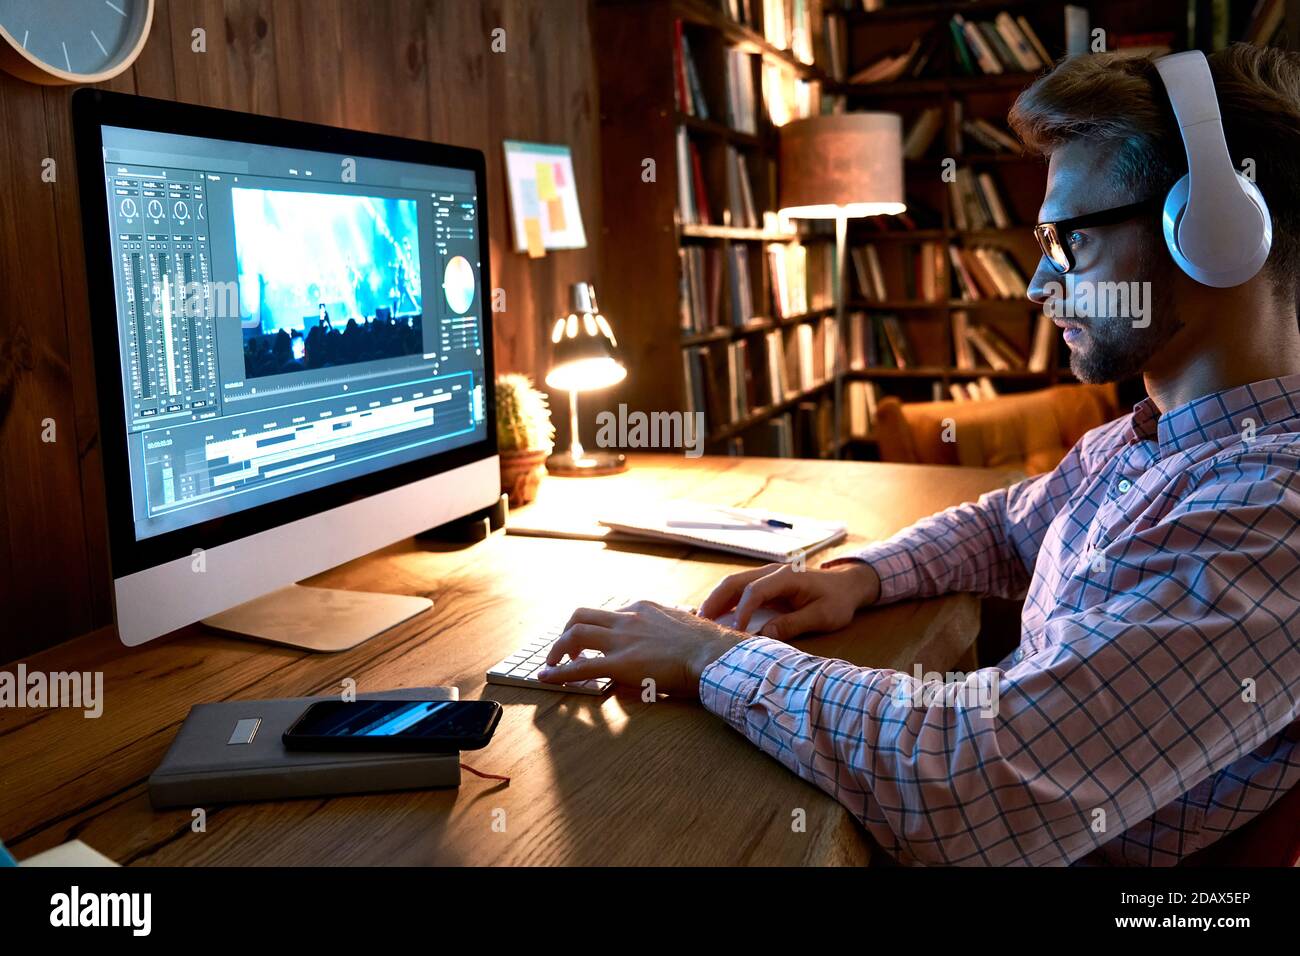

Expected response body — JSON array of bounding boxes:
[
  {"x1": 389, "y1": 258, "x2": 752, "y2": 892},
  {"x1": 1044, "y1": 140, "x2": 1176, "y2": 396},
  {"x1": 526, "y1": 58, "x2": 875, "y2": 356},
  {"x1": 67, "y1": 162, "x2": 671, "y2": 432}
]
[{"x1": 539, "y1": 44, "x2": 1300, "y2": 865}]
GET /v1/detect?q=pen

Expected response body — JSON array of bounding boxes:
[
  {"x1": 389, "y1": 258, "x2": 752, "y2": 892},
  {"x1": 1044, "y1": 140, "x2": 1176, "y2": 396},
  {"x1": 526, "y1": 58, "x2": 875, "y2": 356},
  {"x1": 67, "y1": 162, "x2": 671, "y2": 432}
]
[
  {"x1": 667, "y1": 513, "x2": 795, "y2": 532},
  {"x1": 667, "y1": 521, "x2": 763, "y2": 530},
  {"x1": 714, "y1": 507, "x2": 795, "y2": 530}
]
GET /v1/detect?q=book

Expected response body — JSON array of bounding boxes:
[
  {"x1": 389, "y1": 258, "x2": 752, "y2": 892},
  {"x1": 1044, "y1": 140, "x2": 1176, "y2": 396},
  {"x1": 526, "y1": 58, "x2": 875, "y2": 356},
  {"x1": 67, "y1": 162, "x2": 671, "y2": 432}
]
[
  {"x1": 1017, "y1": 16, "x2": 1052, "y2": 65},
  {"x1": 950, "y1": 16, "x2": 976, "y2": 75},
  {"x1": 681, "y1": 32, "x2": 711, "y2": 118},
  {"x1": 956, "y1": 15, "x2": 1004, "y2": 75},
  {"x1": 976, "y1": 171, "x2": 1012, "y2": 227},
  {"x1": 725, "y1": 146, "x2": 759, "y2": 228},
  {"x1": 848, "y1": 36, "x2": 922, "y2": 84},
  {"x1": 880, "y1": 315, "x2": 914, "y2": 368},
  {"x1": 690, "y1": 141, "x2": 711, "y2": 224},
  {"x1": 977, "y1": 20, "x2": 1021, "y2": 73},
  {"x1": 1248, "y1": 0, "x2": 1287, "y2": 45},
  {"x1": 598, "y1": 503, "x2": 847, "y2": 564},
  {"x1": 675, "y1": 127, "x2": 696, "y2": 224},
  {"x1": 962, "y1": 117, "x2": 1024, "y2": 154},
  {"x1": 795, "y1": 322, "x2": 816, "y2": 390},
  {"x1": 765, "y1": 329, "x2": 789, "y2": 402},
  {"x1": 725, "y1": 48, "x2": 758, "y2": 134},
  {"x1": 903, "y1": 106, "x2": 944, "y2": 159},
  {"x1": 727, "y1": 245, "x2": 755, "y2": 327},
  {"x1": 673, "y1": 19, "x2": 689, "y2": 114},
  {"x1": 995, "y1": 12, "x2": 1043, "y2": 71},
  {"x1": 1028, "y1": 312, "x2": 1056, "y2": 372},
  {"x1": 1065, "y1": 5, "x2": 1090, "y2": 56},
  {"x1": 148, "y1": 687, "x2": 462, "y2": 808},
  {"x1": 964, "y1": 324, "x2": 1011, "y2": 370},
  {"x1": 846, "y1": 380, "x2": 878, "y2": 438}
]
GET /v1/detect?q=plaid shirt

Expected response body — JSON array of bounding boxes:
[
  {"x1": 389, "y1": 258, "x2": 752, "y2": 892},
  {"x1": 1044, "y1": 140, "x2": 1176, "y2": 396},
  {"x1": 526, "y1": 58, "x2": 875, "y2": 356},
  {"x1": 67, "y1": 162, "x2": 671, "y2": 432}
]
[{"x1": 701, "y1": 375, "x2": 1300, "y2": 865}]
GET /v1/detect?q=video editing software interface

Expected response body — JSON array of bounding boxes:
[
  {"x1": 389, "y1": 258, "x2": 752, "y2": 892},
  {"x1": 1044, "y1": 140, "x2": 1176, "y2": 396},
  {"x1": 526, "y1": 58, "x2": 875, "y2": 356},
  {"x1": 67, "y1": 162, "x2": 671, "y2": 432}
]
[{"x1": 98, "y1": 126, "x2": 488, "y2": 541}]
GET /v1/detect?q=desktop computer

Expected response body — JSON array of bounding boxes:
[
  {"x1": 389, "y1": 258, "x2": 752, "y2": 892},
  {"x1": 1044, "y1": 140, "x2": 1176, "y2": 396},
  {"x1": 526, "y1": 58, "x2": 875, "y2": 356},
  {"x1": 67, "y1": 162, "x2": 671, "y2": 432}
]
[{"x1": 72, "y1": 90, "x2": 499, "y2": 650}]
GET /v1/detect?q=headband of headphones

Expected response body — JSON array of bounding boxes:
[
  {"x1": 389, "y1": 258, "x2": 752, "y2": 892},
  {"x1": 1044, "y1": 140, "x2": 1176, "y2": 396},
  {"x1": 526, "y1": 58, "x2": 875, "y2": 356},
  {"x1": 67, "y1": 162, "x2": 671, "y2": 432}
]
[{"x1": 1153, "y1": 50, "x2": 1272, "y2": 287}]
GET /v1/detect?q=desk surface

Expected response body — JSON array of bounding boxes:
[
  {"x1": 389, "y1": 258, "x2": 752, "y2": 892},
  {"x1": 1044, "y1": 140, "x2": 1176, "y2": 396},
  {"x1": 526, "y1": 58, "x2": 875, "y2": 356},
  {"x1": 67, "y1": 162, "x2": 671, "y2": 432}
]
[{"x1": 0, "y1": 455, "x2": 1013, "y2": 866}]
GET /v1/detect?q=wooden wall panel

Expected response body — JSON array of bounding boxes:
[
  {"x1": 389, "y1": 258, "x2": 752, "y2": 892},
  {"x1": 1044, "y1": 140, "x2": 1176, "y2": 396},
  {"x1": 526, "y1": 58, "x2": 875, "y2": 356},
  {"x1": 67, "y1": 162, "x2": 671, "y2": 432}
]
[{"x1": 0, "y1": 0, "x2": 603, "y2": 661}]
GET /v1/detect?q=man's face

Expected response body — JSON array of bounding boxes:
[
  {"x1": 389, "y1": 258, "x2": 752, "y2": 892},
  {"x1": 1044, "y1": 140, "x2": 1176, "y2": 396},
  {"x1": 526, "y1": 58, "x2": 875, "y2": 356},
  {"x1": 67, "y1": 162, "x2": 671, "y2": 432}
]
[{"x1": 1027, "y1": 140, "x2": 1181, "y2": 383}]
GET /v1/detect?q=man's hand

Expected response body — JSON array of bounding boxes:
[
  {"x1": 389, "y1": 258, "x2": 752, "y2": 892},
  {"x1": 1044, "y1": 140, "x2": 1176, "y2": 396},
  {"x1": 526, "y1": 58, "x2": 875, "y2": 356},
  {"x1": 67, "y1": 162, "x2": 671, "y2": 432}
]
[
  {"x1": 698, "y1": 560, "x2": 881, "y2": 641},
  {"x1": 537, "y1": 601, "x2": 745, "y2": 697}
]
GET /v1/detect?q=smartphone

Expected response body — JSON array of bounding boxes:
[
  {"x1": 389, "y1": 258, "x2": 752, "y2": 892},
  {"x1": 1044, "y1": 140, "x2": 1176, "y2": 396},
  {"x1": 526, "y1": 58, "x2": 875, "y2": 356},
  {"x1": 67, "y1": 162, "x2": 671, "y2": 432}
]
[{"x1": 282, "y1": 699, "x2": 502, "y2": 752}]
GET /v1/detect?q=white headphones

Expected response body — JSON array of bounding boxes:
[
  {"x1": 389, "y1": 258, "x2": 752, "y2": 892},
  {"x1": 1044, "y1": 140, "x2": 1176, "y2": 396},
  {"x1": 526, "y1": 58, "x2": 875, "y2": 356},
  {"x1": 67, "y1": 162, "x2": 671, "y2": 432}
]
[{"x1": 1153, "y1": 50, "x2": 1272, "y2": 287}]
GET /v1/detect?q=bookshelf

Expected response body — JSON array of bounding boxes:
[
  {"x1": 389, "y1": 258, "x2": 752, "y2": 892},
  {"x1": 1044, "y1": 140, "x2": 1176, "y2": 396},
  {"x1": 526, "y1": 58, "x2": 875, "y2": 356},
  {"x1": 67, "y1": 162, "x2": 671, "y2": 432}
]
[
  {"x1": 821, "y1": 0, "x2": 1087, "y2": 457},
  {"x1": 594, "y1": 0, "x2": 1288, "y2": 460},
  {"x1": 595, "y1": 0, "x2": 847, "y2": 458}
]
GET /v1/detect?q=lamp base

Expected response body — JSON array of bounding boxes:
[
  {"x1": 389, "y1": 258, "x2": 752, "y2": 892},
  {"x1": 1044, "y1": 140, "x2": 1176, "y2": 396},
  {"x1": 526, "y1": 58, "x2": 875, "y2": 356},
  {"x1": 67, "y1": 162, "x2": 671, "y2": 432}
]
[{"x1": 546, "y1": 450, "x2": 627, "y2": 476}]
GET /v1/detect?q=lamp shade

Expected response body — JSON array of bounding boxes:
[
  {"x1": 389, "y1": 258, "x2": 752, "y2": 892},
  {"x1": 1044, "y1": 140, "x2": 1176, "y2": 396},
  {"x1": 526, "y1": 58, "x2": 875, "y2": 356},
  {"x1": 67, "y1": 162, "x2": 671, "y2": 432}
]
[
  {"x1": 779, "y1": 113, "x2": 906, "y2": 219},
  {"x1": 544, "y1": 282, "x2": 626, "y2": 393}
]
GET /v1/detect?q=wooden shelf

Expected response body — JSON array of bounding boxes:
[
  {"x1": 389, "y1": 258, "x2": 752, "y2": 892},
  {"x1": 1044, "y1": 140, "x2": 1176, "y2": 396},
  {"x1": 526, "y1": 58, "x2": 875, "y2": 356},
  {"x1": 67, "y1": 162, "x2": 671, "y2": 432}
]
[
  {"x1": 708, "y1": 382, "x2": 833, "y2": 443},
  {"x1": 851, "y1": 298, "x2": 947, "y2": 311},
  {"x1": 679, "y1": 223, "x2": 799, "y2": 241},
  {"x1": 834, "y1": 71, "x2": 1041, "y2": 98},
  {"x1": 957, "y1": 227, "x2": 1034, "y2": 239},
  {"x1": 848, "y1": 365, "x2": 951, "y2": 378},
  {"x1": 829, "y1": 0, "x2": 1045, "y2": 24},
  {"x1": 853, "y1": 227, "x2": 946, "y2": 241},
  {"x1": 854, "y1": 295, "x2": 1038, "y2": 311},
  {"x1": 677, "y1": 112, "x2": 766, "y2": 148},
  {"x1": 681, "y1": 308, "x2": 835, "y2": 346},
  {"x1": 946, "y1": 298, "x2": 1040, "y2": 309},
  {"x1": 673, "y1": 0, "x2": 828, "y2": 82},
  {"x1": 848, "y1": 366, "x2": 1062, "y2": 380},
  {"x1": 907, "y1": 153, "x2": 1037, "y2": 170}
]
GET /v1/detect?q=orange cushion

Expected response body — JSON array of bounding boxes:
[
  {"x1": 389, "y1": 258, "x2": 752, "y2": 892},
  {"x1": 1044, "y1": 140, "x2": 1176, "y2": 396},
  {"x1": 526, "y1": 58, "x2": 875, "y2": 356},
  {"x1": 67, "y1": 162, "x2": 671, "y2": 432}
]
[{"x1": 875, "y1": 384, "x2": 1118, "y2": 475}]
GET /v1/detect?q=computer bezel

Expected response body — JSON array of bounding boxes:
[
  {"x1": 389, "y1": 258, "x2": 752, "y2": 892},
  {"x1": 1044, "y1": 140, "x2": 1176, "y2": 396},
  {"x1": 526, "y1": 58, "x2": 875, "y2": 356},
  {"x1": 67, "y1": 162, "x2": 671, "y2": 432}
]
[{"x1": 72, "y1": 89, "x2": 498, "y2": 579}]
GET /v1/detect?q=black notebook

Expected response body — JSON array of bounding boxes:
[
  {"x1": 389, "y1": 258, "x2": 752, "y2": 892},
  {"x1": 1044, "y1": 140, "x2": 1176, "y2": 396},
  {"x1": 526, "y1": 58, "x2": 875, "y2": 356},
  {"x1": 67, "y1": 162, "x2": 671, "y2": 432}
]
[{"x1": 149, "y1": 686, "x2": 462, "y2": 808}]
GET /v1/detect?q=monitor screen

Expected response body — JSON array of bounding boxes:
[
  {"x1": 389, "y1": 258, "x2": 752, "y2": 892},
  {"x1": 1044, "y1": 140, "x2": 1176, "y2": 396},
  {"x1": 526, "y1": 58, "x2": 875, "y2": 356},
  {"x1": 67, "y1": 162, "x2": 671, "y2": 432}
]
[{"x1": 96, "y1": 125, "x2": 489, "y2": 542}]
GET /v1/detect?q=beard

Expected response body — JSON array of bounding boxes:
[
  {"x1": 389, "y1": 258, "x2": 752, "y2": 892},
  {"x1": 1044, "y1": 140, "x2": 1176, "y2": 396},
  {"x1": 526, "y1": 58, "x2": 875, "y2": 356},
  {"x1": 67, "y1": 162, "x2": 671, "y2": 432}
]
[{"x1": 1066, "y1": 248, "x2": 1183, "y2": 384}]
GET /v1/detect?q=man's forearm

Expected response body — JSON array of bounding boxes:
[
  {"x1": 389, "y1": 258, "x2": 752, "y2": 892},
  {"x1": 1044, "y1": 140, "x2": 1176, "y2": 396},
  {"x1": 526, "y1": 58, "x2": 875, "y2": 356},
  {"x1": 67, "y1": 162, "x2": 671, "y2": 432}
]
[{"x1": 843, "y1": 485, "x2": 1038, "y2": 603}]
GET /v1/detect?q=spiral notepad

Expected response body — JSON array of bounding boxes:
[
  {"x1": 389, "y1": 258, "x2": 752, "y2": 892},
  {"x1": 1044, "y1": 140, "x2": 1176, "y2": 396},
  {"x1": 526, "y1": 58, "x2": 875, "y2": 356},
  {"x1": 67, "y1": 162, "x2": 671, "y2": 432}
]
[{"x1": 597, "y1": 504, "x2": 846, "y2": 563}]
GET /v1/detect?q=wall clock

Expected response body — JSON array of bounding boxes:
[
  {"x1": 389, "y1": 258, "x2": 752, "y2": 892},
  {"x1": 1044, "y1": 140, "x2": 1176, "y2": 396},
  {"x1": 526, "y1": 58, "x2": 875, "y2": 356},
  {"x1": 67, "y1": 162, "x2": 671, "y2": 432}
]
[{"x1": 0, "y1": 0, "x2": 155, "y2": 85}]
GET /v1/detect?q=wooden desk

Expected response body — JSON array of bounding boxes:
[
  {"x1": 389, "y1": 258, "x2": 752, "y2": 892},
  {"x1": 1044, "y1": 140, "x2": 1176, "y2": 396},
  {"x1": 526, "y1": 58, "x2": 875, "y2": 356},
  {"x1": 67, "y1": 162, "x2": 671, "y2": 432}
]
[{"x1": 0, "y1": 455, "x2": 1013, "y2": 866}]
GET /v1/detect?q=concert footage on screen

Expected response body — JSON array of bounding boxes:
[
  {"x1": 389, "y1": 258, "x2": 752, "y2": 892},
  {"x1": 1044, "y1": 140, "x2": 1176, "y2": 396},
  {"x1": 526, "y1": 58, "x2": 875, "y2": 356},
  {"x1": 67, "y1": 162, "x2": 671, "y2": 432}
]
[{"x1": 234, "y1": 187, "x2": 426, "y2": 380}]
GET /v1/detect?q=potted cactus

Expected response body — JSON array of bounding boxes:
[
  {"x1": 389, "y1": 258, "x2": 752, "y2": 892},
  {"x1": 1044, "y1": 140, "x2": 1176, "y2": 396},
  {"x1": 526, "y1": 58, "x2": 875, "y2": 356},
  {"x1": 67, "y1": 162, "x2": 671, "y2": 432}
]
[{"x1": 496, "y1": 373, "x2": 555, "y2": 506}]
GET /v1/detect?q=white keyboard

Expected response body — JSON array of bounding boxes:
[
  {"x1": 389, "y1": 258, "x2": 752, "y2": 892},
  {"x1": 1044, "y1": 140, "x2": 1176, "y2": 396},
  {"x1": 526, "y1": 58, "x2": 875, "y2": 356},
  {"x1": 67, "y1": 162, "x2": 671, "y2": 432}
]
[{"x1": 485, "y1": 595, "x2": 638, "y2": 696}]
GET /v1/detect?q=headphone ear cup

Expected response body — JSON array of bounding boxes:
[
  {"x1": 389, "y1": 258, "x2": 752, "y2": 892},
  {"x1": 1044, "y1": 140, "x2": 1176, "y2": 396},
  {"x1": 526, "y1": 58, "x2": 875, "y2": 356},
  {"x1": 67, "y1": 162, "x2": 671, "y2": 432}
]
[
  {"x1": 1162, "y1": 171, "x2": 1273, "y2": 287},
  {"x1": 1161, "y1": 174, "x2": 1192, "y2": 270}
]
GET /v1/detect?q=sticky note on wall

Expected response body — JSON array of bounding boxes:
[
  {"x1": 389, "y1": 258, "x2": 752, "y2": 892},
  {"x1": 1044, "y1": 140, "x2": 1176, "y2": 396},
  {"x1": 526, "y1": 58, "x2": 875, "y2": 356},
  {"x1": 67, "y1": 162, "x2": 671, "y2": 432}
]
[
  {"x1": 536, "y1": 161, "x2": 558, "y2": 201},
  {"x1": 524, "y1": 217, "x2": 545, "y2": 258},
  {"x1": 546, "y1": 197, "x2": 566, "y2": 233}
]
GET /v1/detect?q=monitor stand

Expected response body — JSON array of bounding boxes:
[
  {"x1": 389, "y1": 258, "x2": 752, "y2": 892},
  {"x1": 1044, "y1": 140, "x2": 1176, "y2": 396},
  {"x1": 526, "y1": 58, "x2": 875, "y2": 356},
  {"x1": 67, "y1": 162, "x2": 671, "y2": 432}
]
[{"x1": 201, "y1": 584, "x2": 433, "y2": 653}]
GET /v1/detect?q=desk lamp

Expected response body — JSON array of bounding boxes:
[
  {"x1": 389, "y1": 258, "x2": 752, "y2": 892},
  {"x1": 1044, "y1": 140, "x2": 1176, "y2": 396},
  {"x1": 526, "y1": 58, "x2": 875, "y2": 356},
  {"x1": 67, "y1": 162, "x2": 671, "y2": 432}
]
[
  {"x1": 779, "y1": 113, "x2": 905, "y2": 456},
  {"x1": 545, "y1": 282, "x2": 627, "y2": 475}
]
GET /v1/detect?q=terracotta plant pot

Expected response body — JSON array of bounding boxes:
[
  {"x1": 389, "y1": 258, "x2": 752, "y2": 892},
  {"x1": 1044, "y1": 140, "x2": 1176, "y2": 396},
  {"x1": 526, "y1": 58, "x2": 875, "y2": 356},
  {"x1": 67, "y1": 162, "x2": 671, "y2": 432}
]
[{"x1": 499, "y1": 448, "x2": 548, "y2": 507}]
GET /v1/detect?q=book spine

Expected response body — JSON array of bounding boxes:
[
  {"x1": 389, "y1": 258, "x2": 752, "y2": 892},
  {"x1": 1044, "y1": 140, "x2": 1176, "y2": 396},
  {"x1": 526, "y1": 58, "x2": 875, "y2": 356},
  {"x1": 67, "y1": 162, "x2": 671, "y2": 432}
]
[{"x1": 148, "y1": 758, "x2": 461, "y2": 809}]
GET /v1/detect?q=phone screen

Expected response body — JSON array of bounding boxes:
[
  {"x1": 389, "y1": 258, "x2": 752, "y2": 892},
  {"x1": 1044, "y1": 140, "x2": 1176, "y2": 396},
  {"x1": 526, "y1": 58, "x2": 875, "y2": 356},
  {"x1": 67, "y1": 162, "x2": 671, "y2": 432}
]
[{"x1": 287, "y1": 700, "x2": 499, "y2": 741}]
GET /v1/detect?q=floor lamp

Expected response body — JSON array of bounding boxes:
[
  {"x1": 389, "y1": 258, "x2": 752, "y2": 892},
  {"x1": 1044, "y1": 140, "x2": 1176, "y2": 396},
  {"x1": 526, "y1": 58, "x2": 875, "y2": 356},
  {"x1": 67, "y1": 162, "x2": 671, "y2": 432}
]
[{"x1": 778, "y1": 113, "x2": 906, "y2": 457}]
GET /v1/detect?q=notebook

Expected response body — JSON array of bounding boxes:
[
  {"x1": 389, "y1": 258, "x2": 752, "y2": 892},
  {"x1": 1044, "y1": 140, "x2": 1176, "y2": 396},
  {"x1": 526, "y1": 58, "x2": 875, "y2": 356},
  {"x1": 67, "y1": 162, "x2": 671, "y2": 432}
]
[
  {"x1": 148, "y1": 686, "x2": 461, "y2": 808},
  {"x1": 598, "y1": 504, "x2": 846, "y2": 563}
]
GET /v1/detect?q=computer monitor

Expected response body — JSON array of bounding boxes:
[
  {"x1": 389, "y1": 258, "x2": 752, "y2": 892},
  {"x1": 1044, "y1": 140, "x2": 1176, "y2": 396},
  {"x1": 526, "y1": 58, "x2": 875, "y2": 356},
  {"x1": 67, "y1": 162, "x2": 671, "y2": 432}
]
[{"x1": 72, "y1": 90, "x2": 500, "y2": 650}]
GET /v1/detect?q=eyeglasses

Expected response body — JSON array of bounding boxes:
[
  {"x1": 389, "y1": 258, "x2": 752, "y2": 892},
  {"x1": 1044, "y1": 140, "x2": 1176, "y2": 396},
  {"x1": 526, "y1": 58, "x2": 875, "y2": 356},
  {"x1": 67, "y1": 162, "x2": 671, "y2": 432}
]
[{"x1": 1033, "y1": 197, "x2": 1162, "y2": 274}]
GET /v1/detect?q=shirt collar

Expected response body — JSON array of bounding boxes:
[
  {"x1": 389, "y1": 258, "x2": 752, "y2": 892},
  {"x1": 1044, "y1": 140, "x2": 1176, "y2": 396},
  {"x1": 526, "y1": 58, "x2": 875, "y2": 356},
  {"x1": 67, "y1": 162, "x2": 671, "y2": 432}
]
[{"x1": 1126, "y1": 373, "x2": 1300, "y2": 455}]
